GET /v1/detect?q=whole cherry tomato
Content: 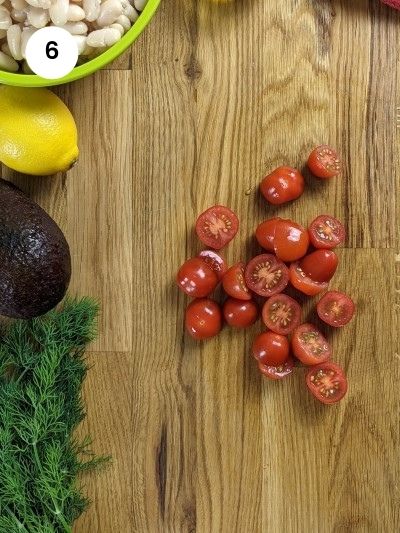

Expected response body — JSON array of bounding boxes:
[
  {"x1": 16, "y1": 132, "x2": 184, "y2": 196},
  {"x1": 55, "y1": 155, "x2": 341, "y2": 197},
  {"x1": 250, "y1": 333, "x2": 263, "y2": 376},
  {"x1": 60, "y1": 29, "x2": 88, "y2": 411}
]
[
  {"x1": 260, "y1": 166, "x2": 305, "y2": 205},
  {"x1": 273, "y1": 219, "x2": 310, "y2": 262},
  {"x1": 185, "y1": 298, "x2": 222, "y2": 340},
  {"x1": 177, "y1": 257, "x2": 219, "y2": 298},
  {"x1": 252, "y1": 331, "x2": 289, "y2": 366},
  {"x1": 223, "y1": 298, "x2": 258, "y2": 328}
]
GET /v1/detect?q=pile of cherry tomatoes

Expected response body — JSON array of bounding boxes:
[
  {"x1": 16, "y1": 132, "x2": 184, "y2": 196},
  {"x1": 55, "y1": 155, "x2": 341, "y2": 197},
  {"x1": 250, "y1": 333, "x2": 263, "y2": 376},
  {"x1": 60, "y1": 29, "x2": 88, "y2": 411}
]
[{"x1": 176, "y1": 146, "x2": 355, "y2": 405}]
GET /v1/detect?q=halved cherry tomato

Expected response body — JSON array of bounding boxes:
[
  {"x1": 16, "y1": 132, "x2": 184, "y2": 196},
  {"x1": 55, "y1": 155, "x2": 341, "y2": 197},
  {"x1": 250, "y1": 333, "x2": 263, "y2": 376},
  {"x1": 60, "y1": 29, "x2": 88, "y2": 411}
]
[
  {"x1": 317, "y1": 291, "x2": 355, "y2": 327},
  {"x1": 255, "y1": 218, "x2": 281, "y2": 252},
  {"x1": 245, "y1": 254, "x2": 289, "y2": 297},
  {"x1": 292, "y1": 323, "x2": 331, "y2": 366},
  {"x1": 262, "y1": 294, "x2": 301, "y2": 335},
  {"x1": 223, "y1": 298, "x2": 258, "y2": 328},
  {"x1": 252, "y1": 331, "x2": 289, "y2": 366},
  {"x1": 177, "y1": 257, "x2": 218, "y2": 298},
  {"x1": 260, "y1": 166, "x2": 305, "y2": 205},
  {"x1": 222, "y1": 263, "x2": 251, "y2": 300},
  {"x1": 195, "y1": 205, "x2": 239, "y2": 250},
  {"x1": 300, "y1": 250, "x2": 338, "y2": 283},
  {"x1": 273, "y1": 219, "x2": 310, "y2": 262},
  {"x1": 306, "y1": 362, "x2": 348, "y2": 404},
  {"x1": 309, "y1": 215, "x2": 345, "y2": 249},
  {"x1": 258, "y1": 357, "x2": 294, "y2": 381},
  {"x1": 185, "y1": 298, "x2": 222, "y2": 340},
  {"x1": 307, "y1": 145, "x2": 341, "y2": 179},
  {"x1": 198, "y1": 250, "x2": 227, "y2": 280},
  {"x1": 289, "y1": 262, "x2": 328, "y2": 296}
]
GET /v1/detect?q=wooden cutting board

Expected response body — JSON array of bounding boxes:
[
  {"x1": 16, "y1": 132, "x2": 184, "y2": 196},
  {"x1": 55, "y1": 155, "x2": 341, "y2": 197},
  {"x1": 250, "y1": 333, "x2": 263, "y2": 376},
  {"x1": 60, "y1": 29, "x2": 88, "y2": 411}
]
[{"x1": 2, "y1": 0, "x2": 398, "y2": 531}]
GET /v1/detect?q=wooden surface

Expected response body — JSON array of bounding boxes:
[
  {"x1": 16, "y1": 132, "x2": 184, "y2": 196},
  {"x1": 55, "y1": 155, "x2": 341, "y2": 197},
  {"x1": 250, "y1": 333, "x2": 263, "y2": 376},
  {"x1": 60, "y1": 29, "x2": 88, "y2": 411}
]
[{"x1": 1, "y1": 0, "x2": 400, "y2": 531}]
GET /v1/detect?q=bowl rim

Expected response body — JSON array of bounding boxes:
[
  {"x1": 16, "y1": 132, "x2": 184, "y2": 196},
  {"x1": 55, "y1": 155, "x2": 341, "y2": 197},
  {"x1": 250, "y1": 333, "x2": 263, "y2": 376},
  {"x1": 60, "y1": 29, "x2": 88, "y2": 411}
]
[{"x1": 0, "y1": 0, "x2": 161, "y2": 87}]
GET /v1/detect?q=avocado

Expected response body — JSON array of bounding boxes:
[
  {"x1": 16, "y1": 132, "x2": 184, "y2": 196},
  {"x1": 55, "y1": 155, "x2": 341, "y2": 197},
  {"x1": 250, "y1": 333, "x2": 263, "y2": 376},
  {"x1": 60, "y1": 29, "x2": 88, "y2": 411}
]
[{"x1": 0, "y1": 178, "x2": 71, "y2": 319}]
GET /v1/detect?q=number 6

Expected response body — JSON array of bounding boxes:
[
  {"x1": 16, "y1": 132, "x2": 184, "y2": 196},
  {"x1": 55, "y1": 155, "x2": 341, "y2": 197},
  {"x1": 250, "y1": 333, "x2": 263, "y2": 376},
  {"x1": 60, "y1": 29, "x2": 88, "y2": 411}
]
[{"x1": 46, "y1": 41, "x2": 59, "y2": 60}]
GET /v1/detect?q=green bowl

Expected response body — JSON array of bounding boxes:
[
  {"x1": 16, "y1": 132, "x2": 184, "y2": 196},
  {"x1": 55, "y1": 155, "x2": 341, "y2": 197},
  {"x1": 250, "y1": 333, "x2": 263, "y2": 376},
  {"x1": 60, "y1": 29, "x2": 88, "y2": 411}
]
[{"x1": 0, "y1": 0, "x2": 161, "y2": 87}]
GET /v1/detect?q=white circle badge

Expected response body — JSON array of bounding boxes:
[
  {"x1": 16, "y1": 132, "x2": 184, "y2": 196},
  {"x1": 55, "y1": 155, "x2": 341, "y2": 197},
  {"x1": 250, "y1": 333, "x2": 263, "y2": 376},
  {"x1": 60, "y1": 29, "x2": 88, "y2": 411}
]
[{"x1": 25, "y1": 27, "x2": 78, "y2": 80}]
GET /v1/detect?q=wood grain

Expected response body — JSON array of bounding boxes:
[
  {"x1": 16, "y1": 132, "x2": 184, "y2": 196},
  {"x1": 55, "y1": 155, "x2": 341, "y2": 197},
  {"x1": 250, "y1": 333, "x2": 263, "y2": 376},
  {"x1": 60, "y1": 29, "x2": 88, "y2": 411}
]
[{"x1": 1, "y1": 0, "x2": 400, "y2": 531}]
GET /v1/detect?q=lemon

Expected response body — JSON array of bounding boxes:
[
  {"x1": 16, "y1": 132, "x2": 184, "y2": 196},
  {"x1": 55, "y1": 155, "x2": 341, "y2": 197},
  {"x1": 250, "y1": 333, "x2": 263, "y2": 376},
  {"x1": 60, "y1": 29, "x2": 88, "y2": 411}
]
[{"x1": 0, "y1": 86, "x2": 79, "y2": 176}]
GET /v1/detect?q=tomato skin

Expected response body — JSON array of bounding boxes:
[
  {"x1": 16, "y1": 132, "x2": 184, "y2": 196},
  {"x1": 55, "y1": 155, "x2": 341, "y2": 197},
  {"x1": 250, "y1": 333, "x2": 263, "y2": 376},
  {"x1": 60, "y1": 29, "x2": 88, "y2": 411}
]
[
  {"x1": 222, "y1": 263, "x2": 251, "y2": 301},
  {"x1": 260, "y1": 166, "x2": 305, "y2": 205},
  {"x1": 198, "y1": 250, "x2": 227, "y2": 280},
  {"x1": 309, "y1": 215, "x2": 345, "y2": 249},
  {"x1": 195, "y1": 205, "x2": 239, "y2": 250},
  {"x1": 308, "y1": 145, "x2": 341, "y2": 179},
  {"x1": 245, "y1": 254, "x2": 289, "y2": 297},
  {"x1": 252, "y1": 331, "x2": 289, "y2": 366},
  {"x1": 223, "y1": 298, "x2": 258, "y2": 328},
  {"x1": 185, "y1": 298, "x2": 222, "y2": 340},
  {"x1": 177, "y1": 257, "x2": 219, "y2": 298},
  {"x1": 292, "y1": 323, "x2": 332, "y2": 366},
  {"x1": 255, "y1": 218, "x2": 281, "y2": 252},
  {"x1": 300, "y1": 250, "x2": 338, "y2": 283},
  {"x1": 289, "y1": 262, "x2": 328, "y2": 296},
  {"x1": 258, "y1": 357, "x2": 294, "y2": 380},
  {"x1": 317, "y1": 291, "x2": 355, "y2": 327},
  {"x1": 306, "y1": 362, "x2": 348, "y2": 404},
  {"x1": 262, "y1": 294, "x2": 302, "y2": 335},
  {"x1": 273, "y1": 219, "x2": 310, "y2": 262}
]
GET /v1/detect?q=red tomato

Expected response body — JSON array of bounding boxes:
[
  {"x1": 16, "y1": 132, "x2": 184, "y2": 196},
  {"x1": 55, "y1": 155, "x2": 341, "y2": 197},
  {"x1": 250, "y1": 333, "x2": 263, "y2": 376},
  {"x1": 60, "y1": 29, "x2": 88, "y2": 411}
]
[
  {"x1": 262, "y1": 294, "x2": 301, "y2": 335},
  {"x1": 289, "y1": 262, "x2": 328, "y2": 296},
  {"x1": 255, "y1": 218, "x2": 281, "y2": 252},
  {"x1": 299, "y1": 250, "x2": 338, "y2": 283},
  {"x1": 258, "y1": 357, "x2": 294, "y2": 380},
  {"x1": 317, "y1": 291, "x2": 355, "y2": 327},
  {"x1": 273, "y1": 219, "x2": 310, "y2": 262},
  {"x1": 252, "y1": 331, "x2": 289, "y2": 366},
  {"x1": 195, "y1": 205, "x2": 239, "y2": 250},
  {"x1": 308, "y1": 215, "x2": 345, "y2": 249},
  {"x1": 177, "y1": 257, "x2": 218, "y2": 298},
  {"x1": 245, "y1": 254, "x2": 289, "y2": 297},
  {"x1": 222, "y1": 263, "x2": 251, "y2": 300},
  {"x1": 223, "y1": 298, "x2": 258, "y2": 328},
  {"x1": 307, "y1": 145, "x2": 341, "y2": 179},
  {"x1": 306, "y1": 362, "x2": 348, "y2": 404},
  {"x1": 292, "y1": 323, "x2": 331, "y2": 366},
  {"x1": 185, "y1": 298, "x2": 222, "y2": 340},
  {"x1": 198, "y1": 250, "x2": 227, "y2": 280},
  {"x1": 260, "y1": 166, "x2": 305, "y2": 205}
]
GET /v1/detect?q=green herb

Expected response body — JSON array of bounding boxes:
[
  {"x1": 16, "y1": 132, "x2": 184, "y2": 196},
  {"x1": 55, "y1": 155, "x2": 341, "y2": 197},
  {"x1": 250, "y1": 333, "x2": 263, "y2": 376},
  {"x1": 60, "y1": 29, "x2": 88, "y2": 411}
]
[{"x1": 0, "y1": 298, "x2": 109, "y2": 532}]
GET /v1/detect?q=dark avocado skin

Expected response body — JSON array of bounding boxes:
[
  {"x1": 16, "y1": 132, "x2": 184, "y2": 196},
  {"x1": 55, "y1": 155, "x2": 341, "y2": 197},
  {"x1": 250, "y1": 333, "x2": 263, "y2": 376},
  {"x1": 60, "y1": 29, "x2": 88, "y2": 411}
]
[{"x1": 0, "y1": 178, "x2": 71, "y2": 319}]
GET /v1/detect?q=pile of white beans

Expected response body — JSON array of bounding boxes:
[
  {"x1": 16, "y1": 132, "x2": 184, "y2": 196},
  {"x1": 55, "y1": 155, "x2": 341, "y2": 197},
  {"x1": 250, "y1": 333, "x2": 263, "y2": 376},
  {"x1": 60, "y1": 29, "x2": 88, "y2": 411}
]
[{"x1": 0, "y1": 0, "x2": 149, "y2": 73}]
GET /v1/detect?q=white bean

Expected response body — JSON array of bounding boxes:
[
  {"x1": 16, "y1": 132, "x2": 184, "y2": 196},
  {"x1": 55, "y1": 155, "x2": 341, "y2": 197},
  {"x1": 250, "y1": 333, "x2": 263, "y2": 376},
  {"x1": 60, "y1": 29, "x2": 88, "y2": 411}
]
[
  {"x1": 21, "y1": 25, "x2": 36, "y2": 57},
  {"x1": 49, "y1": 0, "x2": 68, "y2": 26},
  {"x1": 26, "y1": 6, "x2": 49, "y2": 28},
  {"x1": 67, "y1": 4, "x2": 84, "y2": 21},
  {"x1": 11, "y1": 0, "x2": 27, "y2": 9},
  {"x1": 116, "y1": 14, "x2": 130, "y2": 32},
  {"x1": 11, "y1": 8, "x2": 27, "y2": 22},
  {"x1": 96, "y1": 0, "x2": 122, "y2": 28},
  {"x1": 133, "y1": 0, "x2": 147, "y2": 11},
  {"x1": 7, "y1": 23, "x2": 22, "y2": 59},
  {"x1": 86, "y1": 27, "x2": 119, "y2": 47},
  {"x1": 72, "y1": 33, "x2": 86, "y2": 53},
  {"x1": 0, "y1": 27, "x2": 6, "y2": 37},
  {"x1": 57, "y1": 21, "x2": 87, "y2": 34},
  {"x1": 25, "y1": 0, "x2": 51, "y2": 8},
  {"x1": 120, "y1": 1, "x2": 137, "y2": 23},
  {"x1": 109, "y1": 22, "x2": 123, "y2": 36},
  {"x1": 82, "y1": 0, "x2": 99, "y2": 22},
  {"x1": 0, "y1": 6, "x2": 12, "y2": 30},
  {"x1": 0, "y1": 49, "x2": 18, "y2": 70},
  {"x1": 1, "y1": 41, "x2": 11, "y2": 54},
  {"x1": 0, "y1": 0, "x2": 5, "y2": 4}
]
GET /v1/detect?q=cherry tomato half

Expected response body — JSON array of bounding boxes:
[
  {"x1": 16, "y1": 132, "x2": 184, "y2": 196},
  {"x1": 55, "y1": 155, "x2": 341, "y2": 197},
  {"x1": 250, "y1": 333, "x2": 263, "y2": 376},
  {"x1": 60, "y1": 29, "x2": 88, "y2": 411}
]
[
  {"x1": 258, "y1": 357, "x2": 294, "y2": 381},
  {"x1": 195, "y1": 205, "x2": 239, "y2": 250},
  {"x1": 299, "y1": 250, "x2": 338, "y2": 283},
  {"x1": 252, "y1": 331, "x2": 289, "y2": 366},
  {"x1": 245, "y1": 254, "x2": 289, "y2": 297},
  {"x1": 185, "y1": 298, "x2": 222, "y2": 340},
  {"x1": 255, "y1": 218, "x2": 281, "y2": 252},
  {"x1": 273, "y1": 219, "x2": 310, "y2": 262},
  {"x1": 222, "y1": 262, "x2": 251, "y2": 300},
  {"x1": 307, "y1": 145, "x2": 341, "y2": 179},
  {"x1": 262, "y1": 294, "x2": 301, "y2": 335},
  {"x1": 317, "y1": 291, "x2": 355, "y2": 327},
  {"x1": 306, "y1": 362, "x2": 348, "y2": 404},
  {"x1": 309, "y1": 215, "x2": 345, "y2": 249},
  {"x1": 260, "y1": 166, "x2": 305, "y2": 205},
  {"x1": 177, "y1": 257, "x2": 219, "y2": 298},
  {"x1": 198, "y1": 250, "x2": 227, "y2": 280},
  {"x1": 292, "y1": 323, "x2": 331, "y2": 366},
  {"x1": 223, "y1": 298, "x2": 258, "y2": 328},
  {"x1": 289, "y1": 262, "x2": 328, "y2": 296}
]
